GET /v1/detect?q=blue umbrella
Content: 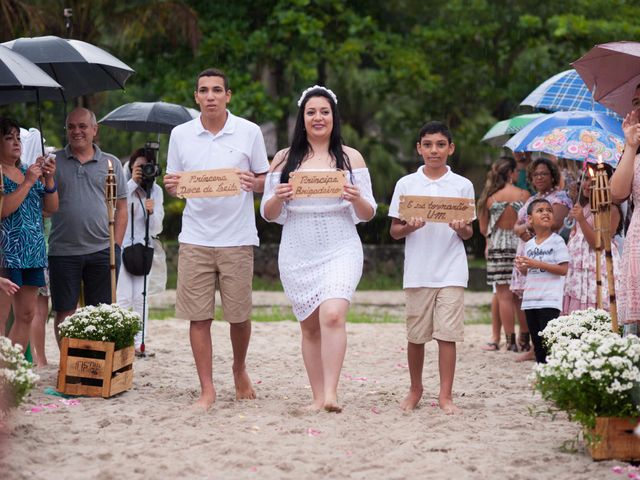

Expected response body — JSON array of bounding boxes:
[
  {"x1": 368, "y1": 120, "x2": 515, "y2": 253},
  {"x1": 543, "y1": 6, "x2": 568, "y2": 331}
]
[
  {"x1": 520, "y1": 69, "x2": 621, "y2": 120},
  {"x1": 504, "y1": 110, "x2": 623, "y2": 167}
]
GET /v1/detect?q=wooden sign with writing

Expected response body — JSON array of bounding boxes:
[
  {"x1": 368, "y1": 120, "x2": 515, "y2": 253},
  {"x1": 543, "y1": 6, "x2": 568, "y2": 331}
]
[
  {"x1": 399, "y1": 195, "x2": 476, "y2": 223},
  {"x1": 176, "y1": 168, "x2": 241, "y2": 198},
  {"x1": 289, "y1": 170, "x2": 347, "y2": 198}
]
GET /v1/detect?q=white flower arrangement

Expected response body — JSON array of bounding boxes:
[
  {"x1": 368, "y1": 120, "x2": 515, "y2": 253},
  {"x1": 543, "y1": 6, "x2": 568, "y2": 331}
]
[
  {"x1": 0, "y1": 336, "x2": 39, "y2": 413},
  {"x1": 540, "y1": 308, "x2": 614, "y2": 351},
  {"x1": 58, "y1": 304, "x2": 141, "y2": 350},
  {"x1": 534, "y1": 309, "x2": 640, "y2": 430}
]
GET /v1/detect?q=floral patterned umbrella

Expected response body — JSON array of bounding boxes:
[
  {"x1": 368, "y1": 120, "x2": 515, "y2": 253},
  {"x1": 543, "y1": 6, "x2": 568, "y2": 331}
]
[
  {"x1": 504, "y1": 110, "x2": 623, "y2": 167},
  {"x1": 526, "y1": 126, "x2": 623, "y2": 167}
]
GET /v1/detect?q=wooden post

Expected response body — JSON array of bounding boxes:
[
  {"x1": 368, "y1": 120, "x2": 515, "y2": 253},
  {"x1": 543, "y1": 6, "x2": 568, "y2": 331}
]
[
  {"x1": 590, "y1": 168, "x2": 603, "y2": 310},
  {"x1": 105, "y1": 159, "x2": 117, "y2": 303},
  {"x1": 594, "y1": 160, "x2": 619, "y2": 333}
]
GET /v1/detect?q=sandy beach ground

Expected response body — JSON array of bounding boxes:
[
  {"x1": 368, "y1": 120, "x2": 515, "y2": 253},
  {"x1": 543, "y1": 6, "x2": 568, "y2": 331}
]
[{"x1": 0, "y1": 291, "x2": 626, "y2": 479}]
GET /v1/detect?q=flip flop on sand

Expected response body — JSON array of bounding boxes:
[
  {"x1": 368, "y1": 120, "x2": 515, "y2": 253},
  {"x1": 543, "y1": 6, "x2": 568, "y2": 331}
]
[{"x1": 481, "y1": 342, "x2": 500, "y2": 352}]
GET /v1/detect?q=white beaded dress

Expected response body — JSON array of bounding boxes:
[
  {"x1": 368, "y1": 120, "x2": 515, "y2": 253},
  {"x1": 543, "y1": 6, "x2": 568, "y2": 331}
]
[{"x1": 261, "y1": 168, "x2": 376, "y2": 321}]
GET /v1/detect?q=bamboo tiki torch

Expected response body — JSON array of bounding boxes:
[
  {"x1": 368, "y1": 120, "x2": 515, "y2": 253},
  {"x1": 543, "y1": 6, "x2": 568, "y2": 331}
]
[
  {"x1": 105, "y1": 159, "x2": 117, "y2": 303},
  {"x1": 589, "y1": 165, "x2": 603, "y2": 310},
  {"x1": 594, "y1": 157, "x2": 619, "y2": 333}
]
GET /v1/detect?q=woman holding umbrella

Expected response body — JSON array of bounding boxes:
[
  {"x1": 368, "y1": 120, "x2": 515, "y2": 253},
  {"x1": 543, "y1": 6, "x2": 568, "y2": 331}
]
[
  {"x1": 0, "y1": 117, "x2": 58, "y2": 352},
  {"x1": 510, "y1": 157, "x2": 572, "y2": 358}
]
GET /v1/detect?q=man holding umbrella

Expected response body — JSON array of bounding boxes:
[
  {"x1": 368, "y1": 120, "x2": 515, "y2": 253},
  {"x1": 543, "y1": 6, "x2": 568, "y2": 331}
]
[
  {"x1": 164, "y1": 68, "x2": 269, "y2": 410},
  {"x1": 48, "y1": 107, "x2": 128, "y2": 341}
]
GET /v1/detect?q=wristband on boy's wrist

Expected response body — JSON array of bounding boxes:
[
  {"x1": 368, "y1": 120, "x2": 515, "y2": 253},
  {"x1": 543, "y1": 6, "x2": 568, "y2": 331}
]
[{"x1": 43, "y1": 182, "x2": 57, "y2": 194}]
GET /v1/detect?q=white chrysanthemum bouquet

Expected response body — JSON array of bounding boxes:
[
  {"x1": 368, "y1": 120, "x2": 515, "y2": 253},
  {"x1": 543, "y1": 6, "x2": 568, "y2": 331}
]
[
  {"x1": 58, "y1": 304, "x2": 141, "y2": 350},
  {"x1": 0, "y1": 336, "x2": 39, "y2": 413},
  {"x1": 534, "y1": 309, "x2": 640, "y2": 430}
]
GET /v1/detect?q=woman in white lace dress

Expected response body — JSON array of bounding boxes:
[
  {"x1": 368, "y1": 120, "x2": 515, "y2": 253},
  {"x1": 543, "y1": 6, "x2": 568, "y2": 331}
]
[{"x1": 261, "y1": 86, "x2": 376, "y2": 412}]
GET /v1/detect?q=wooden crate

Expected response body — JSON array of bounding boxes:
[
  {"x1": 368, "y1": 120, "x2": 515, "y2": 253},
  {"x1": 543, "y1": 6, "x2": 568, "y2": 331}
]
[
  {"x1": 57, "y1": 337, "x2": 134, "y2": 398},
  {"x1": 587, "y1": 417, "x2": 640, "y2": 461}
]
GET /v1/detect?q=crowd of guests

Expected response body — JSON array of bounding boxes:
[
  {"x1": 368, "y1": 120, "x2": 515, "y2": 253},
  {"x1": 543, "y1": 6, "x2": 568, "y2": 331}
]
[
  {"x1": 478, "y1": 147, "x2": 627, "y2": 363},
  {"x1": 0, "y1": 109, "x2": 165, "y2": 364},
  {"x1": 2, "y1": 68, "x2": 639, "y2": 415}
]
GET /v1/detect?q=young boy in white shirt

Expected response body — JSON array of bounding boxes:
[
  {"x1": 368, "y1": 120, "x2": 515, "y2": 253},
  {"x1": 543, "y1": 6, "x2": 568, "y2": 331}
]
[
  {"x1": 515, "y1": 198, "x2": 570, "y2": 363},
  {"x1": 389, "y1": 121, "x2": 475, "y2": 414}
]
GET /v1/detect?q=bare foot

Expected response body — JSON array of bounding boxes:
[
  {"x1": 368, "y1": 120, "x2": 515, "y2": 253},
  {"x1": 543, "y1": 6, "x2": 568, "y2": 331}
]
[
  {"x1": 399, "y1": 387, "x2": 423, "y2": 411},
  {"x1": 515, "y1": 350, "x2": 535, "y2": 363},
  {"x1": 439, "y1": 397, "x2": 462, "y2": 415},
  {"x1": 192, "y1": 391, "x2": 216, "y2": 411},
  {"x1": 306, "y1": 402, "x2": 323, "y2": 412},
  {"x1": 234, "y1": 369, "x2": 256, "y2": 400},
  {"x1": 306, "y1": 397, "x2": 324, "y2": 411}
]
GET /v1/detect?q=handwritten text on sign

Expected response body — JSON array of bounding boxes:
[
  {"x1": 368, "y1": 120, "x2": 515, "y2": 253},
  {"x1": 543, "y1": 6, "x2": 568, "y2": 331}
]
[
  {"x1": 398, "y1": 195, "x2": 476, "y2": 223},
  {"x1": 289, "y1": 170, "x2": 347, "y2": 198},
  {"x1": 176, "y1": 168, "x2": 241, "y2": 198}
]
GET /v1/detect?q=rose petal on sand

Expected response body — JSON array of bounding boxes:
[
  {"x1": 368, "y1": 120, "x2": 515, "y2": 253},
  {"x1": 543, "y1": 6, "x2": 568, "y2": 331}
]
[
  {"x1": 395, "y1": 363, "x2": 408, "y2": 369},
  {"x1": 370, "y1": 406, "x2": 381, "y2": 414},
  {"x1": 353, "y1": 377, "x2": 367, "y2": 382},
  {"x1": 59, "y1": 399, "x2": 80, "y2": 406},
  {"x1": 254, "y1": 380, "x2": 262, "y2": 384},
  {"x1": 306, "y1": 428, "x2": 321, "y2": 437},
  {"x1": 27, "y1": 403, "x2": 59, "y2": 413},
  {"x1": 345, "y1": 451, "x2": 353, "y2": 457},
  {"x1": 249, "y1": 466, "x2": 257, "y2": 472},
  {"x1": 430, "y1": 402, "x2": 438, "y2": 408},
  {"x1": 612, "y1": 466, "x2": 623, "y2": 474}
]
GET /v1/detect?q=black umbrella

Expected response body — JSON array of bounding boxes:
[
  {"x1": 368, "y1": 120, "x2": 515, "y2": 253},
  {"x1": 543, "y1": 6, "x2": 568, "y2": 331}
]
[
  {"x1": 0, "y1": 45, "x2": 63, "y2": 154},
  {"x1": 98, "y1": 101, "x2": 199, "y2": 134},
  {"x1": 1, "y1": 35, "x2": 134, "y2": 102}
]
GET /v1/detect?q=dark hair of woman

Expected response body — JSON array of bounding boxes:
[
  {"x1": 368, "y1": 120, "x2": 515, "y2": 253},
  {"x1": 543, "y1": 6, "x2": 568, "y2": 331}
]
[
  {"x1": 526, "y1": 157, "x2": 561, "y2": 189},
  {"x1": 276, "y1": 88, "x2": 352, "y2": 183},
  {"x1": 0, "y1": 117, "x2": 22, "y2": 167},
  {"x1": 128, "y1": 147, "x2": 154, "y2": 174},
  {"x1": 477, "y1": 157, "x2": 517, "y2": 214}
]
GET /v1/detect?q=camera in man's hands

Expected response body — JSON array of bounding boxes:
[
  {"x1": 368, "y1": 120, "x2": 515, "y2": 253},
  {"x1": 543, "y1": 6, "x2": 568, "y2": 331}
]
[{"x1": 141, "y1": 141, "x2": 162, "y2": 193}]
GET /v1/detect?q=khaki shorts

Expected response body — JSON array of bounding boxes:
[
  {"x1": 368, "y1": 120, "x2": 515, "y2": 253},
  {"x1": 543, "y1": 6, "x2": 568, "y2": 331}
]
[
  {"x1": 405, "y1": 286, "x2": 465, "y2": 343},
  {"x1": 175, "y1": 244, "x2": 253, "y2": 323}
]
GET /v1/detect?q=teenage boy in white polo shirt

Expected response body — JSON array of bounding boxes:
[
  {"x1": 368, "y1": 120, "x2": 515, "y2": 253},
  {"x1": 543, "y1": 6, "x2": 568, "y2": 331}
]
[
  {"x1": 164, "y1": 68, "x2": 269, "y2": 410},
  {"x1": 389, "y1": 121, "x2": 475, "y2": 414}
]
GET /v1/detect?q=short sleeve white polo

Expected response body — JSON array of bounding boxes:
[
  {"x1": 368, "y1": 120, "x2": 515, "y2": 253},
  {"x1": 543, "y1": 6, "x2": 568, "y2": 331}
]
[
  {"x1": 167, "y1": 112, "x2": 269, "y2": 247},
  {"x1": 389, "y1": 166, "x2": 476, "y2": 288}
]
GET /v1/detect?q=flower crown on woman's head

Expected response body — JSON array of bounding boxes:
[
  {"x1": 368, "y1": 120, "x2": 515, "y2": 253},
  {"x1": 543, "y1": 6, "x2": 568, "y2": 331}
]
[{"x1": 297, "y1": 85, "x2": 338, "y2": 107}]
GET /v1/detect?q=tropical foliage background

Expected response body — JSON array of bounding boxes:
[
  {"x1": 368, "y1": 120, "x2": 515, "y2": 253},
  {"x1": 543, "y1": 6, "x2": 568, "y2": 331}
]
[{"x1": 2, "y1": 0, "x2": 640, "y2": 245}]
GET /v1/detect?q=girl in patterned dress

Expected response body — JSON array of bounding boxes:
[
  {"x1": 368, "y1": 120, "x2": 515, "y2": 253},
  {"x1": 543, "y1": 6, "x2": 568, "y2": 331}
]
[
  {"x1": 563, "y1": 166, "x2": 622, "y2": 313},
  {"x1": 0, "y1": 118, "x2": 58, "y2": 352},
  {"x1": 478, "y1": 157, "x2": 529, "y2": 351}
]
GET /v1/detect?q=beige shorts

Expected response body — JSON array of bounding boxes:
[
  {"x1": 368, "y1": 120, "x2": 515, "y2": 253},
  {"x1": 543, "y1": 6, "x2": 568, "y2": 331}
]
[
  {"x1": 175, "y1": 243, "x2": 253, "y2": 323},
  {"x1": 405, "y1": 286, "x2": 465, "y2": 343}
]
